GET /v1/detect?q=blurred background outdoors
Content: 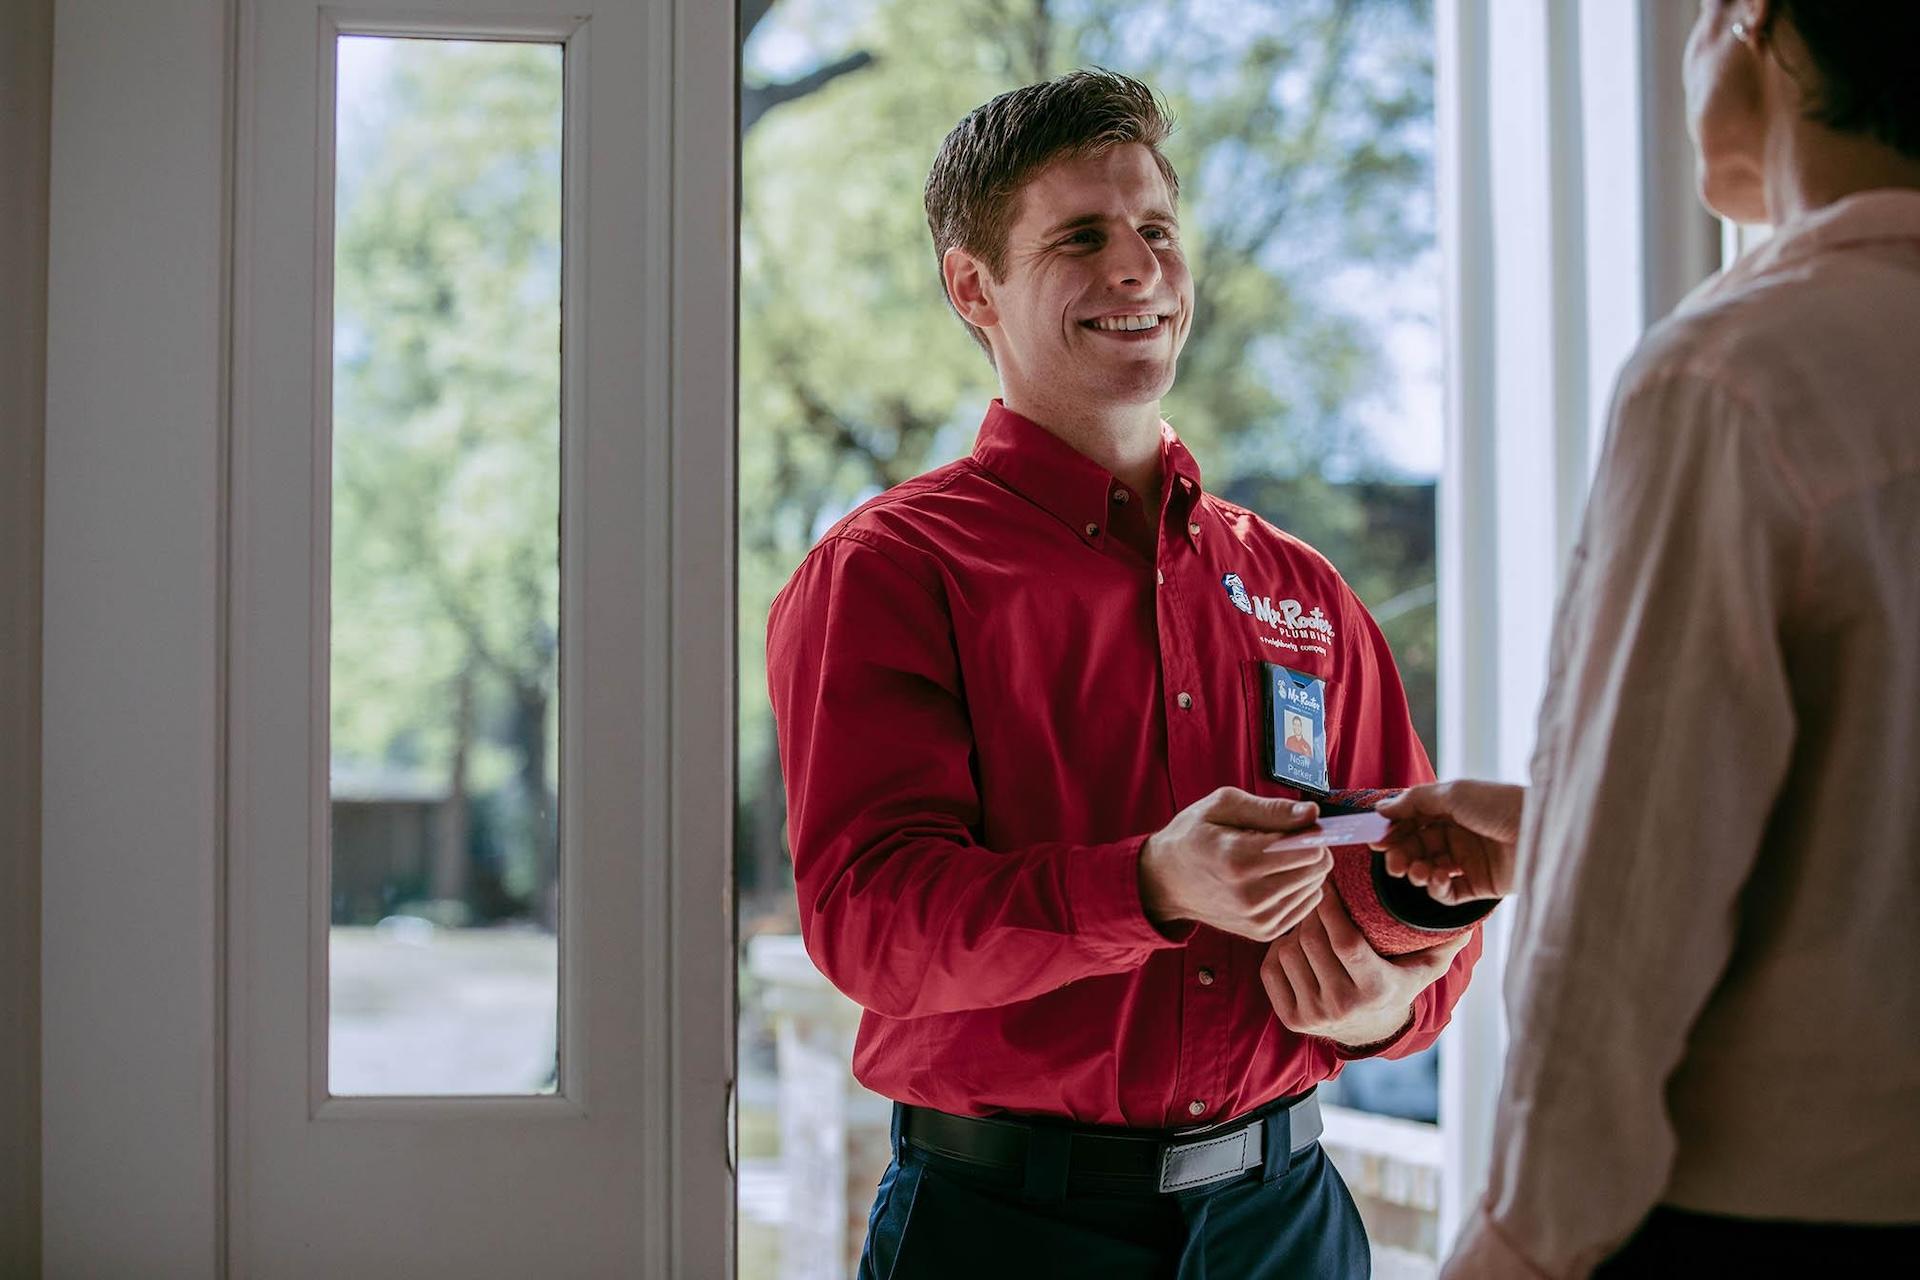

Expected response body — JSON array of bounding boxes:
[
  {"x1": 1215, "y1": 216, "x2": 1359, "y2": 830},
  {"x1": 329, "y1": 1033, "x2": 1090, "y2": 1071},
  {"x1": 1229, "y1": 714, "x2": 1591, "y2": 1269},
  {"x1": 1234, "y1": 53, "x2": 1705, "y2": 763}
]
[
  {"x1": 318, "y1": 0, "x2": 1448, "y2": 1270},
  {"x1": 327, "y1": 36, "x2": 563, "y2": 1097}
]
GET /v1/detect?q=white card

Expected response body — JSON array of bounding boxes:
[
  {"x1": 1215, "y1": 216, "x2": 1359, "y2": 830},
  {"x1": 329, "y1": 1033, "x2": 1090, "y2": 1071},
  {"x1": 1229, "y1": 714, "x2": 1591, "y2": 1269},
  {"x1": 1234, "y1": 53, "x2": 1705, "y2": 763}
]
[{"x1": 1262, "y1": 809, "x2": 1391, "y2": 852}]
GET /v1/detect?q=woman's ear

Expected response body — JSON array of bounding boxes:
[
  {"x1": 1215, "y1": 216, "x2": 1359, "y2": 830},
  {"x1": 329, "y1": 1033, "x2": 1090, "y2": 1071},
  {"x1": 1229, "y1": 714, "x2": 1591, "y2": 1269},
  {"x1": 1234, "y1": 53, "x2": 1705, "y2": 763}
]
[
  {"x1": 942, "y1": 246, "x2": 998, "y2": 330},
  {"x1": 1737, "y1": 0, "x2": 1783, "y2": 50}
]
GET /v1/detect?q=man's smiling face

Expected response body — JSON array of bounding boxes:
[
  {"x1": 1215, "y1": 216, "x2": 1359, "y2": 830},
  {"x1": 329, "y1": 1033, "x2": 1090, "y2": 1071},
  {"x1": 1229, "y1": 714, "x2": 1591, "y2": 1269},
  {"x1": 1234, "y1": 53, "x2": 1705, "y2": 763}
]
[{"x1": 950, "y1": 142, "x2": 1194, "y2": 414}]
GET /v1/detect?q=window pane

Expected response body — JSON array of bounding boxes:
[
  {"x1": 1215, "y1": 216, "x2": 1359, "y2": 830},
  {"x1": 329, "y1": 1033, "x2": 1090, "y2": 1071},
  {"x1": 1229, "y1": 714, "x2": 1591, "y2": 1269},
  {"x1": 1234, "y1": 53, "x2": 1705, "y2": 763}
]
[{"x1": 328, "y1": 35, "x2": 563, "y2": 1097}]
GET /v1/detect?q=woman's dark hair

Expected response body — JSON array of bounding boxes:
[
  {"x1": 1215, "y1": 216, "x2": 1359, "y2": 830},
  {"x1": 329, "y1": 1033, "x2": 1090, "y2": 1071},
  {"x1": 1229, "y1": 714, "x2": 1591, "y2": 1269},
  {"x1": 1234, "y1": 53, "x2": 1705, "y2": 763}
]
[{"x1": 1770, "y1": 1, "x2": 1920, "y2": 160}]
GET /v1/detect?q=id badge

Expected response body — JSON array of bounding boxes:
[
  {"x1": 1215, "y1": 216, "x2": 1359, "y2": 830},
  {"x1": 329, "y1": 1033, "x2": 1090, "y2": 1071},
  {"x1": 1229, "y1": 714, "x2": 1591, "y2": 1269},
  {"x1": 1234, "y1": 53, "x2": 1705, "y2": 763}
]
[{"x1": 1261, "y1": 662, "x2": 1329, "y2": 795}]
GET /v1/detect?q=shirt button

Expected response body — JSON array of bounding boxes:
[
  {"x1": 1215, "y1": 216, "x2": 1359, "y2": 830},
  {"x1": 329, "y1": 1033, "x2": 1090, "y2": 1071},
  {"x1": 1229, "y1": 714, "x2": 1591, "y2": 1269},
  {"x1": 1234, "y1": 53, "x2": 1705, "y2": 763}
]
[
  {"x1": 1197, "y1": 968, "x2": 1215, "y2": 986},
  {"x1": 1188, "y1": 522, "x2": 1201, "y2": 536},
  {"x1": 1112, "y1": 488, "x2": 1129, "y2": 505},
  {"x1": 1176, "y1": 692, "x2": 1193, "y2": 710},
  {"x1": 1188, "y1": 1100, "x2": 1207, "y2": 1117},
  {"x1": 1155, "y1": 569, "x2": 1164, "y2": 585},
  {"x1": 1085, "y1": 522, "x2": 1100, "y2": 537}
]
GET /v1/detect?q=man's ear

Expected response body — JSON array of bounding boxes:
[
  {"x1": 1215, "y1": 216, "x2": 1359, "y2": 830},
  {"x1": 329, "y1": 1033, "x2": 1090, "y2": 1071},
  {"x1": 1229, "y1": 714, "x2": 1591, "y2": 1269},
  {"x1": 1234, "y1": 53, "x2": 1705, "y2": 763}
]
[{"x1": 942, "y1": 246, "x2": 998, "y2": 330}]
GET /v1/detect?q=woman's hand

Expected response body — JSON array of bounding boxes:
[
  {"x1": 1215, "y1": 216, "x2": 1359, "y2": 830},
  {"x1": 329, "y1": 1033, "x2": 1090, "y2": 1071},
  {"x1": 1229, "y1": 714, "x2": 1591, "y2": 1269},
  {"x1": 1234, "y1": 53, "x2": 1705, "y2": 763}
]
[{"x1": 1372, "y1": 781, "x2": 1525, "y2": 904}]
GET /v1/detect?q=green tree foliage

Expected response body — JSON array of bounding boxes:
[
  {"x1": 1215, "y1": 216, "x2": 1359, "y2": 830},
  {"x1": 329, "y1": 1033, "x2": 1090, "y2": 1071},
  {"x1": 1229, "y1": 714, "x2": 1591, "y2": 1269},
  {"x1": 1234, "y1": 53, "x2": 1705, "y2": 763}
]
[
  {"x1": 739, "y1": 0, "x2": 1440, "y2": 913},
  {"x1": 320, "y1": 9, "x2": 1443, "y2": 930},
  {"x1": 331, "y1": 40, "x2": 563, "y2": 916}
]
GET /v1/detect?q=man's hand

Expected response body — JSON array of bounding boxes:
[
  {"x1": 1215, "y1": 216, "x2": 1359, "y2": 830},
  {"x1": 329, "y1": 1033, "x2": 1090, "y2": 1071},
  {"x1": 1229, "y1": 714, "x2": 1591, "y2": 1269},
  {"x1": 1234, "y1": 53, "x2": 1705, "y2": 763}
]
[
  {"x1": 1261, "y1": 893, "x2": 1473, "y2": 1049},
  {"x1": 1137, "y1": 787, "x2": 1334, "y2": 942},
  {"x1": 1373, "y1": 781, "x2": 1525, "y2": 905}
]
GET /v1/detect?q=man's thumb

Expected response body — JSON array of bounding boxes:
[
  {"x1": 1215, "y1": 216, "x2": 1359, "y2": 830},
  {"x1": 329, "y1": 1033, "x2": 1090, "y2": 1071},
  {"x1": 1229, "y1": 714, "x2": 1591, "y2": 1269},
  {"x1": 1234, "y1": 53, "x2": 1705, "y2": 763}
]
[{"x1": 1212, "y1": 788, "x2": 1318, "y2": 831}]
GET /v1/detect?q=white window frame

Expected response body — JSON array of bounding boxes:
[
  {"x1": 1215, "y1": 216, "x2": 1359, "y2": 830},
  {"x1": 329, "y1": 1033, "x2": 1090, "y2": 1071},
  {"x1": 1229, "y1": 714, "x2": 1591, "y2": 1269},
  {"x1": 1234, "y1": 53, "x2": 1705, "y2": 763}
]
[
  {"x1": 1433, "y1": 0, "x2": 1719, "y2": 1250},
  {"x1": 39, "y1": 0, "x2": 735, "y2": 1272}
]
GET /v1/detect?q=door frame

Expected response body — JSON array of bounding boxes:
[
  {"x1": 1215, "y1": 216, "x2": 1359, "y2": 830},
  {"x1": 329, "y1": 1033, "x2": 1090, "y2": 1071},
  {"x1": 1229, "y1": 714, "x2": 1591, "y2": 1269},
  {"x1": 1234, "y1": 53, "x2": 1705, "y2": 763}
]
[{"x1": 40, "y1": 0, "x2": 735, "y2": 1272}]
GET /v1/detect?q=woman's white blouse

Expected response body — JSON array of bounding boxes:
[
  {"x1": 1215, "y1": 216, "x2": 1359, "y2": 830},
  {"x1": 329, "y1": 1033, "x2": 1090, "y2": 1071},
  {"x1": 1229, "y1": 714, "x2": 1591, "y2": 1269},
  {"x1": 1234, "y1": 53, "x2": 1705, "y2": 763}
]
[{"x1": 1448, "y1": 190, "x2": 1920, "y2": 1279}]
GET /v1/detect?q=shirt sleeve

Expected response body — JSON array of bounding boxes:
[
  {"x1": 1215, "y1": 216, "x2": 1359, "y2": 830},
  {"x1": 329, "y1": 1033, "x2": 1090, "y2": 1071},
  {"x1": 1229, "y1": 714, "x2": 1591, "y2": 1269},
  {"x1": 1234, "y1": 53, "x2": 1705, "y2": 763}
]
[
  {"x1": 766, "y1": 529, "x2": 1187, "y2": 1022},
  {"x1": 1329, "y1": 587, "x2": 1483, "y2": 1062},
  {"x1": 1452, "y1": 369, "x2": 1804, "y2": 1277}
]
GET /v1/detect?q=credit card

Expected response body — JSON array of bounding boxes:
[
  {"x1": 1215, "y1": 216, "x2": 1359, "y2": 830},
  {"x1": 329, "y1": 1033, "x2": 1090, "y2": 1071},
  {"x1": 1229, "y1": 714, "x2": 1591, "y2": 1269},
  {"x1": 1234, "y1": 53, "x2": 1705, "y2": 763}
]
[{"x1": 1263, "y1": 810, "x2": 1391, "y2": 852}]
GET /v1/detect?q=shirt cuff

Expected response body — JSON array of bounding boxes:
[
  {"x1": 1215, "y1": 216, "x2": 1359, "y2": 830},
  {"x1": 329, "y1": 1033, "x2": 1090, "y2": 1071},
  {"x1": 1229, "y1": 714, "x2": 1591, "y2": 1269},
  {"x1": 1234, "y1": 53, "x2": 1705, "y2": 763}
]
[
  {"x1": 1069, "y1": 834, "x2": 1195, "y2": 953},
  {"x1": 1330, "y1": 1006, "x2": 1418, "y2": 1060},
  {"x1": 1441, "y1": 1205, "x2": 1554, "y2": 1280}
]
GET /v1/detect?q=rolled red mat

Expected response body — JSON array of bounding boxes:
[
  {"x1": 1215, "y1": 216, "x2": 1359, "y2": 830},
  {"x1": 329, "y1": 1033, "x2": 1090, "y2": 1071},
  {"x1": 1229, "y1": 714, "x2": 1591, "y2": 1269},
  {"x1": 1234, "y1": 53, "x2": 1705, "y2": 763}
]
[{"x1": 1320, "y1": 787, "x2": 1496, "y2": 957}]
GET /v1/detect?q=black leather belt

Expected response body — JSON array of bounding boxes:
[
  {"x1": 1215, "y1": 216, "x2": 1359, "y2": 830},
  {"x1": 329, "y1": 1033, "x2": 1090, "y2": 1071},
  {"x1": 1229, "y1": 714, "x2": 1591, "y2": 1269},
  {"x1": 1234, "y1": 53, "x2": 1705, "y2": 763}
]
[{"x1": 901, "y1": 1090, "x2": 1323, "y2": 1196}]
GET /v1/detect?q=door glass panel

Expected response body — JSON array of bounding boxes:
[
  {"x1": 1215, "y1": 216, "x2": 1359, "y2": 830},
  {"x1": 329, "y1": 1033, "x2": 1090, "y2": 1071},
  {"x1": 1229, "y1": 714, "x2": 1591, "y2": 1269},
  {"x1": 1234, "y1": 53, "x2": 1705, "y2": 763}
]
[
  {"x1": 328, "y1": 34, "x2": 563, "y2": 1097},
  {"x1": 737, "y1": 0, "x2": 1443, "y2": 1273}
]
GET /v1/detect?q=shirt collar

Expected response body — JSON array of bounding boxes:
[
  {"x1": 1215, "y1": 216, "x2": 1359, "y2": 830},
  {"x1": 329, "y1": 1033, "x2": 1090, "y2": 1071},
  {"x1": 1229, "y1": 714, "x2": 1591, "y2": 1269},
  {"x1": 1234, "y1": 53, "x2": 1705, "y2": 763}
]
[
  {"x1": 1695, "y1": 188, "x2": 1920, "y2": 309},
  {"x1": 970, "y1": 400, "x2": 1206, "y2": 547}
]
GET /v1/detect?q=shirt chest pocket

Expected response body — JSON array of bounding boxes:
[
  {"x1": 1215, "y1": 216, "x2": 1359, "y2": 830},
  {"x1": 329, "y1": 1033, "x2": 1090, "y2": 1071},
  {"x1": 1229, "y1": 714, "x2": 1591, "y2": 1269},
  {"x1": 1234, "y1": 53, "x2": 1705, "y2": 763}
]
[{"x1": 1238, "y1": 657, "x2": 1342, "y2": 799}]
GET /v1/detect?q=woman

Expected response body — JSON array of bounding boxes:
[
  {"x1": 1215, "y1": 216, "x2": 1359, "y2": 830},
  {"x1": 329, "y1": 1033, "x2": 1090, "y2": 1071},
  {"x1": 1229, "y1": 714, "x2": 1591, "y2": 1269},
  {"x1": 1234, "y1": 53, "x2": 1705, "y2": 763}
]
[{"x1": 1377, "y1": 2, "x2": 1920, "y2": 1275}]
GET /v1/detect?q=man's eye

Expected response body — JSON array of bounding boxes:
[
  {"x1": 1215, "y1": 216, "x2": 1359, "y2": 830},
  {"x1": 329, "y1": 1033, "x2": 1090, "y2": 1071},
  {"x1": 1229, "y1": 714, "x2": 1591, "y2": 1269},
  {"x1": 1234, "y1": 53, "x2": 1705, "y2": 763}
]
[
  {"x1": 1142, "y1": 226, "x2": 1175, "y2": 243},
  {"x1": 1064, "y1": 230, "x2": 1100, "y2": 246}
]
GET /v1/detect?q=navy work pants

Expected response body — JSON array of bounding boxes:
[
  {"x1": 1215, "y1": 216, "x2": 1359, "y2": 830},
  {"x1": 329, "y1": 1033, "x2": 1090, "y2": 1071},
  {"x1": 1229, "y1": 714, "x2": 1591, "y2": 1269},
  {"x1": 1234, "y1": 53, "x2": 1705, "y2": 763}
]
[{"x1": 857, "y1": 1102, "x2": 1371, "y2": 1279}]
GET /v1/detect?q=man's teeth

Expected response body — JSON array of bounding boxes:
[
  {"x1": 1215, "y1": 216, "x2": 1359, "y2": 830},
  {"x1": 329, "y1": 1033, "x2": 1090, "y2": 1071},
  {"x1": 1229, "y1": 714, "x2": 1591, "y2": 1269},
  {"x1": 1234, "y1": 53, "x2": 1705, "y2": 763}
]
[{"x1": 1090, "y1": 315, "x2": 1161, "y2": 332}]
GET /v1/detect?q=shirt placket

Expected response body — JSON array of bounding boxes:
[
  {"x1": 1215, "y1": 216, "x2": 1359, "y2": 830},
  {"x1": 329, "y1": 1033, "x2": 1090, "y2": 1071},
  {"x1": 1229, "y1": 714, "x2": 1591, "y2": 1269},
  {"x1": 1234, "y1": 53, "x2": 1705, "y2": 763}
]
[{"x1": 1156, "y1": 490, "x2": 1235, "y2": 1125}]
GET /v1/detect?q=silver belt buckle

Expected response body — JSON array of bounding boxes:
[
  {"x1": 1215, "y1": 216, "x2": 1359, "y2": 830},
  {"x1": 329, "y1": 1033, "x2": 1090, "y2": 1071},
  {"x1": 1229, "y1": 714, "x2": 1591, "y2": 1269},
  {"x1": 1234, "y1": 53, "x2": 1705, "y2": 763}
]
[{"x1": 1155, "y1": 1117, "x2": 1263, "y2": 1193}]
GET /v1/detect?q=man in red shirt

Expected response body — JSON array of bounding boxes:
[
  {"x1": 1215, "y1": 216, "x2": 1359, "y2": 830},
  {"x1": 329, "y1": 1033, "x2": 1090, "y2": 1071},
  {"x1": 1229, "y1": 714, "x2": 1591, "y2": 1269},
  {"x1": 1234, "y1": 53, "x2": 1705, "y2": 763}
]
[
  {"x1": 1285, "y1": 714, "x2": 1315, "y2": 760},
  {"x1": 767, "y1": 70, "x2": 1481, "y2": 1277}
]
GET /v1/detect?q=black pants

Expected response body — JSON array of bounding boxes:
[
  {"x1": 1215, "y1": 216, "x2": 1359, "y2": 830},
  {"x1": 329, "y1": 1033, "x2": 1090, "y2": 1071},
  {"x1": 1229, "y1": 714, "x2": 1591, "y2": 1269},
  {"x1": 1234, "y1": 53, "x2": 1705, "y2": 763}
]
[
  {"x1": 857, "y1": 1101, "x2": 1370, "y2": 1279},
  {"x1": 1597, "y1": 1205, "x2": 1920, "y2": 1276}
]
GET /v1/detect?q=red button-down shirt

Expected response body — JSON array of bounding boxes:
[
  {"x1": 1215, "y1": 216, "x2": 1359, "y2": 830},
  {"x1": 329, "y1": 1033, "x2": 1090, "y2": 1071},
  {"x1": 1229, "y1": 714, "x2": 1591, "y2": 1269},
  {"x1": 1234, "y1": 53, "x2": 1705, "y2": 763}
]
[{"x1": 767, "y1": 402, "x2": 1480, "y2": 1128}]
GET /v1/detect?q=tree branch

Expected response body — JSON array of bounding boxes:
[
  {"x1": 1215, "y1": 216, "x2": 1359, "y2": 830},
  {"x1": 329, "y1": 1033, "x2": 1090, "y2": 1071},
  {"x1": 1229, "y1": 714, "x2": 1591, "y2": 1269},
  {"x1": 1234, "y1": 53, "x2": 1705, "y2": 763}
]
[
  {"x1": 1221, "y1": 0, "x2": 1360, "y2": 262},
  {"x1": 740, "y1": 0, "x2": 777, "y2": 43},
  {"x1": 741, "y1": 51, "x2": 877, "y2": 133}
]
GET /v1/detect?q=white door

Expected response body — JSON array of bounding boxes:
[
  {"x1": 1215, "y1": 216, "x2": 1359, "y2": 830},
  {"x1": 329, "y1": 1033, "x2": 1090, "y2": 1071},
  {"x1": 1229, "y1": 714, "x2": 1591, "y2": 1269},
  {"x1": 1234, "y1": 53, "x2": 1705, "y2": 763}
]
[
  {"x1": 42, "y1": 0, "x2": 734, "y2": 1274},
  {"x1": 226, "y1": 0, "x2": 736, "y2": 1272}
]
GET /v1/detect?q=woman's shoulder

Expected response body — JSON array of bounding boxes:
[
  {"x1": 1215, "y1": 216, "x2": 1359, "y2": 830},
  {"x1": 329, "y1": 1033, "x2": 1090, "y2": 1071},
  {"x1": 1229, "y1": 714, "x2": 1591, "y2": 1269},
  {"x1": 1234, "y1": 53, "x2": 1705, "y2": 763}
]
[
  {"x1": 1623, "y1": 248, "x2": 1919, "y2": 421},
  {"x1": 1604, "y1": 253, "x2": 1920, "y2": 515},
  {"x1": 1621, "y1": 282, "x2": 1781, "y2": 399}
]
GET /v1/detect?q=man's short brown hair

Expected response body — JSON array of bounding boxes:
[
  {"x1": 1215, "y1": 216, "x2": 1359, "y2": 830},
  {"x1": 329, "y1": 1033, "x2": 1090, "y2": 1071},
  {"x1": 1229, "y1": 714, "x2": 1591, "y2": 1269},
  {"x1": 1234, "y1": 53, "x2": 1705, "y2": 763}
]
[{"x1": 923, "y1": 69, "x2": 1179, "y2": 355}]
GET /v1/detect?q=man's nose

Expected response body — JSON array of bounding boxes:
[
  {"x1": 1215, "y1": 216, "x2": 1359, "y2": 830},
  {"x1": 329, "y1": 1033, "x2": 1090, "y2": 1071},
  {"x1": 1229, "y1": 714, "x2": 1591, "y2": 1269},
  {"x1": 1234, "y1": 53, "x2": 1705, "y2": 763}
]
[{"x1": 1105, "y1": 231, "x2": 1163, "y2": 291}]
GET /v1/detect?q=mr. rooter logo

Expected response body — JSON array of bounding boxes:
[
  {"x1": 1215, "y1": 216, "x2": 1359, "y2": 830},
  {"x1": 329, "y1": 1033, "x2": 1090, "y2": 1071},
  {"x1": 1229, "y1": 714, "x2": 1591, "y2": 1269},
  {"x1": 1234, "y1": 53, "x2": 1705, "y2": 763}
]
[{"x1": 1221, "y1": 573, "x2": 1337, "y2": 642}]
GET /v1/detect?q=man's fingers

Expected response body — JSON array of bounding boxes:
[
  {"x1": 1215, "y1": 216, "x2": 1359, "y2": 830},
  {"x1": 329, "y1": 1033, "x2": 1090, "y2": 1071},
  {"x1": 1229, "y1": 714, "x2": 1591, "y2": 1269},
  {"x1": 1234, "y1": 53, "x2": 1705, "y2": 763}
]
[
  {"x1": 1267, "y1": 871, "x2": 1328, "y2": 921},
  {"x1": 1209, "y1": 787, "x2": 1320, "y2": 834},
  {"x1": 1313, "y1": 889, "x2": 1373, "y2": 966},
  {"x1": 1274, "y1": 938, "x2": 1320, "y2": 1009},
  {"x1": 1259, "y1": 874, "x2": 1326, "y2": 932},
  {"x1": 1270, "y1": 886, "x2": 1323, "y2": 937},
  {"x1": 1294, "y1": 906, "x2": 1341, "y2": 976},
  {"x1": 1244, "y1": 831, "x2": 1334, "y2": 872},
  {"x1": 1267, "y1": 846, "x2": 1335, "y2": 889},
  {"x1": 1261, "y1": 942, "x2": 1305, "y2": 1020}
]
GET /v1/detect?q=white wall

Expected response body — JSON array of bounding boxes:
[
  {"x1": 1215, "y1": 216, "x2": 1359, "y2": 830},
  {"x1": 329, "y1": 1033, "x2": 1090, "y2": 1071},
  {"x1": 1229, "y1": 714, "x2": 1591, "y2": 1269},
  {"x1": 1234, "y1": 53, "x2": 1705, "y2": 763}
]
[
  {"x1": 1433, "y1": 0, "x2": 1721, "y2": 1251},
  {"x1": 1, "y1": 1, "x2": 52, "y2": 1272},
  {"x1": 40, "y1": 0, "x2": 231, "y2": 1271}
]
